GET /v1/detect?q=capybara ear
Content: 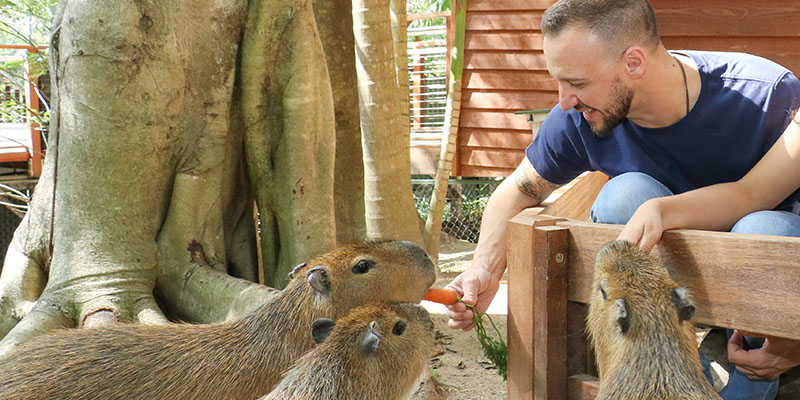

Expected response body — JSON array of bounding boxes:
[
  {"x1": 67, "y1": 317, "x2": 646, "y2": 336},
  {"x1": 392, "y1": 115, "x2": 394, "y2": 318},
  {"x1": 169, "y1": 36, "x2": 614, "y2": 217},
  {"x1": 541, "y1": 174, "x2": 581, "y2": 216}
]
[
  {"x1": 306, "y1": 266, "x2": 331, "y2": 295},
  {"x1": 289, "y1": 262, "x2": 308, "y2": 280},
  {"x1": 671, "y1": 287, "x2": 695, "y2": 323},
  {"x1": 361, "y1": 321, "x2": 382, "y2": 354},
  {"x1": 615, "y1": 298, "x2": 630, "y2": 334},
  {"x1": 311, "y1": 318, "x2": 336, "y2": 344}
]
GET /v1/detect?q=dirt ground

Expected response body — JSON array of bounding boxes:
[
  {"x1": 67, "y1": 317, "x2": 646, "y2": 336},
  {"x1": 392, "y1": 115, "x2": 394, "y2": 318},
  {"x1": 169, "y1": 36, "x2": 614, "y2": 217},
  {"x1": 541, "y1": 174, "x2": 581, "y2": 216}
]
[
  {"x1": 412, "y1": 236, "x2": 508, "y2": 400},
  {"x1": 412, "y1": 235, "x2": 800, "y2": 400}
]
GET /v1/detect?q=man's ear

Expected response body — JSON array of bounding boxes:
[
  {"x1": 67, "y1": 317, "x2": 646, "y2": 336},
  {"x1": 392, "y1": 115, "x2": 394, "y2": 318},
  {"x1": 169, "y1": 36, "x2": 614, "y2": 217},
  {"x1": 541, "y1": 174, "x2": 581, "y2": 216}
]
[{"x1": 622, "y1": 46, "x2": 646, "y2": 79}]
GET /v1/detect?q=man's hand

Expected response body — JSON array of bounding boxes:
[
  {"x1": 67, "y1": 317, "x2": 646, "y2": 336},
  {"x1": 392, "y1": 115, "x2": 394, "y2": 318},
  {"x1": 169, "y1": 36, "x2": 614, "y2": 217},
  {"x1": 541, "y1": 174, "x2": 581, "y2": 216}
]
[
  {"x1": 445, "y1": 266, "x2": 500, "y2": 331},
  {"x1": 617, "y1": 198, "x2": 665, "y2": 253},
  {"x1": 728, "y1": 330, "x2": 800, "y2": 380}
]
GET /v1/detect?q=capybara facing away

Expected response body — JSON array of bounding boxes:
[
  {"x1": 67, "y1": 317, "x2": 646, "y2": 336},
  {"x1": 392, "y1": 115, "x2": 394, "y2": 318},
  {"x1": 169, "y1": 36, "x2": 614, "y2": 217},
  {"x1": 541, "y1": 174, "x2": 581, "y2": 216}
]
[
  {"x1": 263, "y1": 302, "x2": 435, "y2": 400},
  {"x1": 587, "y1": 240, "x2": 721, "y2": 400},
  {"x1": 0, "y1": 240, "x2": 437, "y2": 400}
]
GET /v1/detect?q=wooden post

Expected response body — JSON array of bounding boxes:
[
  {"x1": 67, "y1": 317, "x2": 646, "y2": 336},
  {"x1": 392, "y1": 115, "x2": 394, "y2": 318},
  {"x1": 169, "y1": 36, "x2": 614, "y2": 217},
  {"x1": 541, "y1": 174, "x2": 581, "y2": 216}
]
[
  {"x1": 532, "y1": 225, "x2": 569, "y2": 399},
  {"x1": 507, "y1": 210, "x2": 566, "y2": 400}
]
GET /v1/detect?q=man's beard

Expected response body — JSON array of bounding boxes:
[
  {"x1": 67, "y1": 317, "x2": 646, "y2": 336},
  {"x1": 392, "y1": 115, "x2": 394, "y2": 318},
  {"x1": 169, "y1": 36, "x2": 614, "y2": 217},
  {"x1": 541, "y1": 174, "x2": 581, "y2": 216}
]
[{"x1": 585, "y1": 78, "x2": 634, "y2": 138}]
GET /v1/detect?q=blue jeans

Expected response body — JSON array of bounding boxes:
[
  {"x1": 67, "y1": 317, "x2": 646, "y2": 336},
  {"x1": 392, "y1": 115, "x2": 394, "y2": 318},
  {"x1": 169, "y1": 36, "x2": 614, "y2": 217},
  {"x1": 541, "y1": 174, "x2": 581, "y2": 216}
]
[{"x1": 591, "y1": 172, "x2": 800, "y2": 400}]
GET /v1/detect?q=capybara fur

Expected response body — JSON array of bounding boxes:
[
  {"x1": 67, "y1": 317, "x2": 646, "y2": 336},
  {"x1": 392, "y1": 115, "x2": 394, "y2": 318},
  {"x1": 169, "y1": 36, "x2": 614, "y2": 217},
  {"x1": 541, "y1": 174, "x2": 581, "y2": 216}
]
[
  {"x1": 0, "y1": 240, "x2": 436, "y2": 400},
  {"x1": 262, "y1": 302, "x2": 434, "y2": 400},
  {"x1": 587, "y1": 240, "x2": 721, "y2": 400}
]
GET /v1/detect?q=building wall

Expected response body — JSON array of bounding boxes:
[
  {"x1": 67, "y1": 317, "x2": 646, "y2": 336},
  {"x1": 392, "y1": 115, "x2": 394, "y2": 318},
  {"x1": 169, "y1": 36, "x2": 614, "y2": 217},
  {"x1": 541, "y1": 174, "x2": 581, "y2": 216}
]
[{"x1": 455, "y1": 0, "x2": 800, "y2": 177}]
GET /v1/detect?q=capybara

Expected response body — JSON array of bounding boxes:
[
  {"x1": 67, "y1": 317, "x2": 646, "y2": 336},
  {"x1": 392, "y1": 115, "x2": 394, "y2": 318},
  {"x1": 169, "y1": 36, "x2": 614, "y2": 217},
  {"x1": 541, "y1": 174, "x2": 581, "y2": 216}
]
[
  {"x1": 0, "y1": 240, "x2": 437, "y2": 400},
  {"x1": 262, "y1": 302, "x2": 434, "y2": 400},
  {"x1": 587, "y1": 240, "x2": 721, "y2": 399}
]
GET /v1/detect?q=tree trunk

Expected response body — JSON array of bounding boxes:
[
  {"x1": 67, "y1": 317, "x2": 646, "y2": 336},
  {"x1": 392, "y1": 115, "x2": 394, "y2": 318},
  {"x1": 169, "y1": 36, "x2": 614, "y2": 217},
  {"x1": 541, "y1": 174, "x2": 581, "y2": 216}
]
[
  {"x1": 424, "y1": 0, "x2": 467, "y2": 257},
  {"x1": 313, "y1": 0, "x2": 367, "y2": 246},
  {"x1": 0, "y1": 0, "x2": 338, "y2": 354},
  {"x1": 353, "y1": 0, "x2": 423, "y2": 245}
]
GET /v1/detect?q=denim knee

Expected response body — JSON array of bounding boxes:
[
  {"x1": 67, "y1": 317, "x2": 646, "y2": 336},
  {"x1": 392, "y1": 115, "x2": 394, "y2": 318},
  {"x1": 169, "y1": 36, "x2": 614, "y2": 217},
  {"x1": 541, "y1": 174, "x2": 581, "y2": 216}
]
[
  {"x1": 591, "y1": 172, "x2": 674, "y2": 224},
  {"x1": 731, "y1": 210, "x2": 800, "y2": 238}
]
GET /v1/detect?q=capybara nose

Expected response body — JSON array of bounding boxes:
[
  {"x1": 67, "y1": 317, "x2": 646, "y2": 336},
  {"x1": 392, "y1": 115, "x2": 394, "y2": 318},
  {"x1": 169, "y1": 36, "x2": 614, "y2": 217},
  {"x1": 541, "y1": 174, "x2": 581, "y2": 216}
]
[{"x1": 394, "y1": 240, "x2": 434, "y2": 269}]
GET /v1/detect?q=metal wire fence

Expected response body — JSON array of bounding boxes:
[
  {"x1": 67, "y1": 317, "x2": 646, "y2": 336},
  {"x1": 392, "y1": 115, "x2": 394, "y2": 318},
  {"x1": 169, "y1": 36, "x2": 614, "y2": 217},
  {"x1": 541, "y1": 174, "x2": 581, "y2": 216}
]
[{"x1": 412, "y1": 177, "x2": 502, "y2": 243}]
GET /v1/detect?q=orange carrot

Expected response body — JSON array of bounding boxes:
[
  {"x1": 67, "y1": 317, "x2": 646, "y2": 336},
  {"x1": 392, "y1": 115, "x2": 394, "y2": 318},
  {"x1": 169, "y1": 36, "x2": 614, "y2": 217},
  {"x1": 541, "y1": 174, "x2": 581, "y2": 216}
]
[{"x1": 423, "y1": 287, "x2": 460, "y2": 305}]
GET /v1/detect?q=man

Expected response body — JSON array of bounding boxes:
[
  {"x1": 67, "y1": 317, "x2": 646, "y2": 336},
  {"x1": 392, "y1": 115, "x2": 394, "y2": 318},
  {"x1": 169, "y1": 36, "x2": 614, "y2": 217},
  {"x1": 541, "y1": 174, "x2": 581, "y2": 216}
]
[{"x1": 444, "y1": 0, "x2": 800, "y2": 398}]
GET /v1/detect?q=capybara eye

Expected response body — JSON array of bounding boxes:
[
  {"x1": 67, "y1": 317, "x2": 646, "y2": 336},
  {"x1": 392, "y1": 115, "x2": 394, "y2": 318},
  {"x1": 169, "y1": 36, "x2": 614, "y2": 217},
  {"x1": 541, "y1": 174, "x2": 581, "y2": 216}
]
[
  {"x1": 352, "y1": 259, "x2": 375, "y2": 274},
  {"x1": 599, "y1": 285, "x2": 607, "y2": 300},
  {"x1": 392, "y1": 320, "x2": 406, "y2": 336}
]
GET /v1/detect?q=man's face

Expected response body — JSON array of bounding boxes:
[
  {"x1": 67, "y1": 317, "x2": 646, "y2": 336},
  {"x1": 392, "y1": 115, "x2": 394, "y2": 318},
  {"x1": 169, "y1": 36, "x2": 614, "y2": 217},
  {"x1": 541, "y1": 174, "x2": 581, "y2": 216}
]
[{"x1": 543, "y1": 27, "x2": 634, "y2": 138}]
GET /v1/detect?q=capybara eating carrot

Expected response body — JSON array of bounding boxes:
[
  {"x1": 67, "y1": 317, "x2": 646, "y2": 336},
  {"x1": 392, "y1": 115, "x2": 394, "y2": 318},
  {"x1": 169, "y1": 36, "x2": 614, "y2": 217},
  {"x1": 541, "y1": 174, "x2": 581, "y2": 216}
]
[{"x1": 0, "y1": 240, "x2": 437, "y2": 400}]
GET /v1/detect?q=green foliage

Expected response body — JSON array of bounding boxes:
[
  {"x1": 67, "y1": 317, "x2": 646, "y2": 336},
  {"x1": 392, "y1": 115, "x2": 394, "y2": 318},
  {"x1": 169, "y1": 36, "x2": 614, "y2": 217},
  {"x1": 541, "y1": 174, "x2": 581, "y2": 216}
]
[
  {"x1": 1, "y1": 0, "x2": 53, "y2": 128},
  {"x1": 407, "y1": 0, "x2": 450, "y2": 31},
  {"x1": 408, "y1": 0, "x2": 451, "y2": 14},
  {"x1": 467, "y1": 303, "x2": 508, "y2": 381},
  {"x1": 0, "y1": 0, "x2": 56, "y2": 45}
]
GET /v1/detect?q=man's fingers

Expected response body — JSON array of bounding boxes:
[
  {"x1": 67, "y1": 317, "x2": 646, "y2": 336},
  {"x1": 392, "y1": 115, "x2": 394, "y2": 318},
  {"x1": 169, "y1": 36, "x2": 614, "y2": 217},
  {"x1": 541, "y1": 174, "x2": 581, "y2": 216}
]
[
  {"x1": 446, "y1": 302, "x2": 475, "y2": 331},
  {"x1": 728, "y1": 330, "x2": 745, "y2": 355}
]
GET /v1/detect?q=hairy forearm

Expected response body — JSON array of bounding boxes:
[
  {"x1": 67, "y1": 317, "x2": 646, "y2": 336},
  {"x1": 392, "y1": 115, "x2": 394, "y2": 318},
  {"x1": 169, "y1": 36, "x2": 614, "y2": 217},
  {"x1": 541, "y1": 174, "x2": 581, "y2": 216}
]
[
  {"x1": 656, "y1": 182, "x2": 758, "y2": 232},
  {"x1": 472, "y1": 179, "x2": 544, "y2": 279}
]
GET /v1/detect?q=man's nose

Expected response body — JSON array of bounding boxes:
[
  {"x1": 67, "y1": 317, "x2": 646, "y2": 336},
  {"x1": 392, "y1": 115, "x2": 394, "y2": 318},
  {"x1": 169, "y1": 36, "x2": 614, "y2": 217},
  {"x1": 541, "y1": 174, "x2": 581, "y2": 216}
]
[{"x1": 558, "y1": 85, "x2": 578, "y2": 111}]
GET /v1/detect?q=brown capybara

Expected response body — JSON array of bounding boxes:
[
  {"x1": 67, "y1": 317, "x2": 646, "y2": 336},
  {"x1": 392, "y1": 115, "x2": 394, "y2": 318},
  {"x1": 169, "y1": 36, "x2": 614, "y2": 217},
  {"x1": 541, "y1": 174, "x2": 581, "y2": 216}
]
[
  {"x1": 587, "y1": 240, "x2": 721, "y2": 400},
  {"x1": 0, "y1": 240, "x2": 437, "y2": 400},
  {"x1": 262, "y1": 302, "x2": 435, "y2": 400}
]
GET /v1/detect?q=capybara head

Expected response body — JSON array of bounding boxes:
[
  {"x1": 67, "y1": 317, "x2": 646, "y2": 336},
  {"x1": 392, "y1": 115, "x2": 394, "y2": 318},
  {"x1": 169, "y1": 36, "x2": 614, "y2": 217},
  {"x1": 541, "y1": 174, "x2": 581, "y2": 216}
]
[
  {"x1": 265, "y1": 302, "x2": 435, "y2": 400},
  {"x1": 287, "y1": 240, "x2": 437, "y2": 310},
  {"x1": 587, "y1": 240, "x2": 697, "y2": 376}
]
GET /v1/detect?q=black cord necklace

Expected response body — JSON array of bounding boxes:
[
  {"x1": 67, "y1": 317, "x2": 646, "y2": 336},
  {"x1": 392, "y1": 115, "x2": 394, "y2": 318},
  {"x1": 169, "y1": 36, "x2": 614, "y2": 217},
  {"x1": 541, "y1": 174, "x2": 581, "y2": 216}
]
[{"x1": 673, "y1": 55, "x2": 690, "y2": 116}]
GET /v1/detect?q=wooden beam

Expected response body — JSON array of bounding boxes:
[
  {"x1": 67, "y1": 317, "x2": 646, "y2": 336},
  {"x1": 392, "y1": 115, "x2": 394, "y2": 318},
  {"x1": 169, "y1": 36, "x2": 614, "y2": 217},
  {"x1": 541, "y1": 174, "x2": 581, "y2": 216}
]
[
  {"x1": 540, "y1": 171, "x2": 608, "y2": 221},
  {"x1": 559, "y1": 220, "x2": 800, "y2": 340},
  {"x1": 567, "y1": 374, "x2": 601, "y2": 400},
  {"x1": 532, "y1": 225, "x2": 569, "y2": 400},
  {"x1": 507, "y1": 212, "x2": 565, "y2": 400}
]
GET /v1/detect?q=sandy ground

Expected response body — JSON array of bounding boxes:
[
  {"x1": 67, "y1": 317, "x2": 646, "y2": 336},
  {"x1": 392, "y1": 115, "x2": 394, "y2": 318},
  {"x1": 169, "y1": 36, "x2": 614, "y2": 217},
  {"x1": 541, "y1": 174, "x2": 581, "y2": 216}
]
[
  {"x1": 412, "y1": 236, "x2": 507, "y2": 399},
  {"x1": 413, "y1": 235, "x2": 800, "y2": 399}
]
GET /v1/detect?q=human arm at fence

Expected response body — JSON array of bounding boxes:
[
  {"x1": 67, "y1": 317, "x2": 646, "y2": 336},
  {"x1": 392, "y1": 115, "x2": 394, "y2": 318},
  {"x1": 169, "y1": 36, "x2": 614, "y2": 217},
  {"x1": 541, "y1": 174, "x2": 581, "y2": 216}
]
[
  {"x1": 445, "y1": 158, "x2": 560, "y2": 330},
  {"x1": 619, "y1": 116, "x2": 800, "y2": 252}
]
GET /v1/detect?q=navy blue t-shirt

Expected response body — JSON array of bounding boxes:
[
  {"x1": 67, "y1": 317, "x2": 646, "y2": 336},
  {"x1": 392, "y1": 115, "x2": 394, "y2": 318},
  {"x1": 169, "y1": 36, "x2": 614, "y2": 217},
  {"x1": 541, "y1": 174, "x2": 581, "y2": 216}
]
[{"x1": 526, "y1": 50, "x2": 800, "y2": 211}]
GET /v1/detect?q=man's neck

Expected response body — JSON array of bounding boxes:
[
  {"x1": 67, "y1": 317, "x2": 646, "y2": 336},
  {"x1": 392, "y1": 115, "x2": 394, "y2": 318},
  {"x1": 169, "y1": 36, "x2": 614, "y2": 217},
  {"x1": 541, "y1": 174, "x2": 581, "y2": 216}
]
[{"x1": 627, "y1": 49, "x2": 700, "y2": 129}]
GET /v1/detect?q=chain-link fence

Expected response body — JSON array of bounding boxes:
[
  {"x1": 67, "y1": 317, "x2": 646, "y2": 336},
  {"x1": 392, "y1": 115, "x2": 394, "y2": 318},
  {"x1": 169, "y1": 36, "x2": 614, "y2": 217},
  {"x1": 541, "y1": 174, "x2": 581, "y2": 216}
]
[{"x1": 412, "y1": 177, "x2": 502, "y2": 243}]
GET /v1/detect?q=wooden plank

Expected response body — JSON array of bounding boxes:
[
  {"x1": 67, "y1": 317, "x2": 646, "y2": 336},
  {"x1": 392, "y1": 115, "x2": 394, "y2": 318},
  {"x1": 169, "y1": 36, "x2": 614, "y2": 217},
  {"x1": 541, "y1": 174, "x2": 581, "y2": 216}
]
[
  {"x1": 540, "y1": 172, "x2": 609, "y2": 221},
  {"x1": 507, "y1": 213, "x2": 566, "y2": 400},
  {"x1": 566, "y1": 301, "x2": 595, "y2": 377},
  {"x1": 459, "y1": 128, "x2": 532, "y2": 150},
  {"x1": 461, "y1": 90, "x2": 559, "y2": 111},
  {"x1": 567, "y1": 374, "x2": 601, "y2": 400},
  {"x1": 465, "y1": 32, "x2": 543, "y2": 51},
  {"x1": 467, "y1": 11, "x2": 544, "y2": 31},
  {"x1": 559, "y1": 220, "x2": 800, "y2": 340},
  {"x1": 662, "y1": 36, "x2": 800, "y2": 75},
  {"x1": 653, "y1": 1, "x2": 800, "y2": 37},
  {"x1": 464, "y1": 51, "x2": 548, "y2": 71},
  {"x1": 532, "y1": 225, "x2": 569, "y2": 400},
  {"x1": 458, "y1": 165, "x2": 515, "y2": 177},
  {"x1": 458, "y1": 147, "x2": 526, "y2": 169},
  {"x1": 460, "y1": 109, "x2": 533, "y2": 130},
  {"x1": 463, "y1": 70, "x2": 557, "y2": 91},
  {"x1": 468, "y1": 0, "x2": 554, "y2": 11}
]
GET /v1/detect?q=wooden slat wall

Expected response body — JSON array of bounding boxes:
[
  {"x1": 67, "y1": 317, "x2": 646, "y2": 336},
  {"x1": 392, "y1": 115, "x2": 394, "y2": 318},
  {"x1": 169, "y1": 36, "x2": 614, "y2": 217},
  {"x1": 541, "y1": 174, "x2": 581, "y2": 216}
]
[
  {"x1": 457, "y1": 0, "x2": 557, "y2": 177},
  {"x1": 456, "y1": 0, "x2": 800, "y2": 177}
]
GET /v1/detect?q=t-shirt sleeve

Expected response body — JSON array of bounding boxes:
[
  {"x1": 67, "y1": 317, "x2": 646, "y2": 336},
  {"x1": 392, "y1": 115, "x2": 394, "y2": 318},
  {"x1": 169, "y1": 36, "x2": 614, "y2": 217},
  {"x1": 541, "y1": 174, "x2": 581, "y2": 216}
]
[
  {"x1": 765, "y1": 71, "x2": 800, "y2": 133},
  {"x1": 525, "y1": 108, "x2": 591, "y2": 185}
]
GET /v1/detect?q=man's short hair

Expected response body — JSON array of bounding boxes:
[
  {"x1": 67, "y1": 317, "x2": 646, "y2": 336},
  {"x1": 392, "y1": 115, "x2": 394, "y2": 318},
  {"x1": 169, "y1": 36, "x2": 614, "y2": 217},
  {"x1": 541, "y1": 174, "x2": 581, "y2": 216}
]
[{"x1": 542, "y1": 0, "x2": 660, "y2": 50}]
